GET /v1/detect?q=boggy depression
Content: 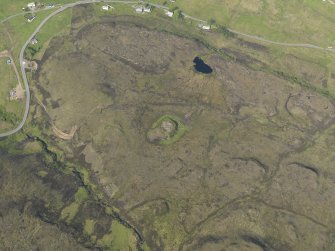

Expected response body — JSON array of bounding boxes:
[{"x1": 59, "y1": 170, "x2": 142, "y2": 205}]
[{"x1": 32, "y1": 15, "x2": 335, "y2": 250}]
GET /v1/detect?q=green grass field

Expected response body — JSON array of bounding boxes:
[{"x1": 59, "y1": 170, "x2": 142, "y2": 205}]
[
  {"x1": 0, "y1": 0, "x2": 334, "y2": 46},
  {"x1": 0, "y1": 59, "x2": 17, "y2": 105},
  {"x1": 33, "y1": 8, "x2": 72, "y2": 59},
  {"x1": 0, "y1": 0, "x2": 75, "y2": 19},
  {"x1": 176, "y1": 0, "x2": 335, "y2": 46},
  {"x1": 0, "y1": 58, "x2": 23, "y2": 130},
  {"x1": 97, "y1": 221, "x2": 137, "y2": 250},
  {"x1": 0, "y1": 3, "x2": 72, "y2": 133}
]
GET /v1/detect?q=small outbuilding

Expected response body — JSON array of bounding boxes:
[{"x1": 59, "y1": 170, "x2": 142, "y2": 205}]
[
  {"x1": 27, "y1": 15, "x2": 36, "y2": 22},
  {"x1": 143, "y1": 7, "x2": 151, "y2": 13},
  {"x1": 202, "y1": 25, "x2": 211, "y2": 30},
  {"x1": 165, "y1": 10, "x2": 174, "y2": 17},
  {"x1": 135, "y1": 7, "x2": 143, "y2": 13},
  {"x1": 30, "y1": 37, "x2": 38, "y2": 45},
  {"x1": 102, "y1": 5, "x2": 113, "y2": 11},
  {"x1": 27, "y1": 2, "x2": 36, "y2": 9},
  {"x1": 9, "y1": 88, "x2": 17, "y2": 101},
  {"x1": 135, "y1": 6, "x2": 151, "y2": 13}
]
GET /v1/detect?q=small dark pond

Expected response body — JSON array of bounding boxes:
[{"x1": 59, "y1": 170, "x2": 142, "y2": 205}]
[{"x1": 193, "y1": 57, "x2": 213, "y2": 74}]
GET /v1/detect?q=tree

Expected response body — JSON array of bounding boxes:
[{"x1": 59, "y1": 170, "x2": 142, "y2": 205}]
[
  {"x1": 177, "y1": 10, "x2": 184, "y2": 19},
  {"x1": 209, "y1": 18, "x2": 216, "y2": 26},
  {"x1": 217, "y1": 25, "x2": 236, "y2": 38},
  {"x1": 0, "y1": 105, "x2": 18, "y2": 125},
  {"x1": 209, "y1": 18, "x2": 216, "y2": 29},
  {"x1": 24, "y1": 13, "x2": 33, "y2": 19},
  {"x1": 25, "y1": 44, "x2": 42, "y2": 59}
]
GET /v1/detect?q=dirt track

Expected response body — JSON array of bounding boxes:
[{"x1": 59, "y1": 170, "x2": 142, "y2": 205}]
[
  {"x1": 52, "y1": 124, "x2": 77, "y2": 140},
  {"x1": 35, "y1": 95, "x2": 77, "y2": 140},
  {"x1": 0, "y1": 50, "x2": 23, "y2": 88}
]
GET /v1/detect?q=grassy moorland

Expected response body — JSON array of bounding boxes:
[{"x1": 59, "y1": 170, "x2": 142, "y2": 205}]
[
  {"x1": 27, "y1": 11, "x2": 335, "y2": 249},
  {"x1": 1, "y1": 1, "x2": 335, "y2": 250}
]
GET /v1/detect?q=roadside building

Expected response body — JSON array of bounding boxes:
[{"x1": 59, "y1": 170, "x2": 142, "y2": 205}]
[
  {"x1": 143, "y1": 7, "x2": 151, "y2": 13},
  {"x1": 30, "y1": 37, "x2": 38, "y2": 45},
  {"x1": 9, "y1": 88, "x2": 17, "y2": 101},
  {"x1": 27, "y1": 15, "x2": 36, "y2": 23},
  {"x1": 6, "y1": 59, "x2": 12, "y2": 65},
  {"x1": 198, "y1": 23, "x2": 211, "y2": 30},
  {"x1": 136, "y1": 6, "x2": 151, "y2": 14},
  {"x1": 9, "y1": 86, "x2": 24, "y2": 101},
  {"x1": 27, "y1": 2, "x2": 36, "y2": 10},
  {"x1": 135, "y1": 7, "x2": 143, "y2": 13},
  {"x1": 102, "y1": 5, "x2": 113, "y2": 11},
  {"x1": 165, "y1": 10, "x2": 174, "y2": 17}
]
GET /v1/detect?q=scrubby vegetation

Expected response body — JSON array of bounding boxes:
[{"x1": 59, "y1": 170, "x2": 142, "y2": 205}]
[{"x1": 0, "y1": 105, "x2": 19, "y2": 125}]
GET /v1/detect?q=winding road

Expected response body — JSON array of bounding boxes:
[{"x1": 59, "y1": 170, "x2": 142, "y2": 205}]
[
  {"x1": 0, "y1": 0, "x2": 138, "y2": 138},
  {"x1": 0, "y1": 0, "x2": 334, "y2": 138},
  {"x1": 228, "y1": 28, "x2": 335, "y2": 52}
]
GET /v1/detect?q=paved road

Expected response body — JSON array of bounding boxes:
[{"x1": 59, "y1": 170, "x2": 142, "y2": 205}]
[
  {"x1": 181, "y1": 13, "x2": 335, "y2": 53},
  {"x1": 0, "y1": 0, "x2": 334, "y2": 137},
  {"x1": 228, "y1": 28, "x2": 335, "y2": 52},
  {"x1": 0, "y1": 5, "x2": 63, "y2": 24},
  {"x1": 0, "y1": 0, "x2": 140, "y2": 138}
]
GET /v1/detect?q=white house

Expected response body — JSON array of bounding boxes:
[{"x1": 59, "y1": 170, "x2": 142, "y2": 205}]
[
  {"x1": 201, "y1": 25, "x2": 211, "y2": 30},
  {"x1": 135, "y1": 6, "x2": 151, "y2": 14},
  {"x1": 135, "y1": 7, "x2": 143, "y2": 13},
  {"x1": 165, "y1": 11, "x2": 173, "y2": 17},
  {"x1": 102, "y1": 5, "x2": 113, "y2": 11},
  {"x1": 143, "y1": 7, "x2": 151, "y2": 13},
  {"x1": 30, "y1": 37, "x2": 38, "y2": 44},
  {"x1": 27, "y1": 2, "x2": 36, "y2": 9}
]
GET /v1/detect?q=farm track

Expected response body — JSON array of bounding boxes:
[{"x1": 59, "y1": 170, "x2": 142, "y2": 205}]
[{"x1": 0, "y1": 50, "x2": 22, "y2": 87}]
